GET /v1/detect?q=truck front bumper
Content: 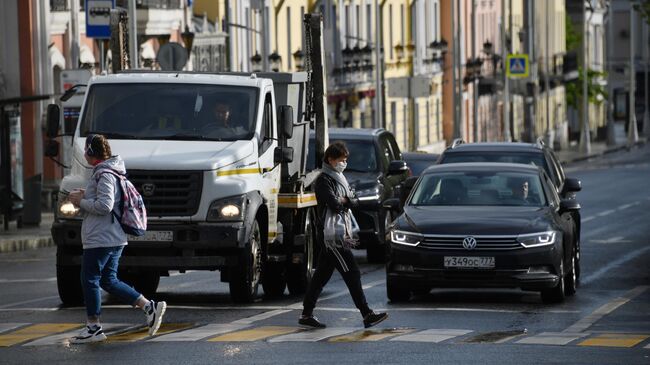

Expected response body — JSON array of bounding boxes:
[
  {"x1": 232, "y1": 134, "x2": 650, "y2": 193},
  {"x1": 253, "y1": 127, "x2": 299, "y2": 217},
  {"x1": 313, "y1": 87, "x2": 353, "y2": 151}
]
[{"x1": 52, "y1": 220, "x2": 247, "y2": 270}]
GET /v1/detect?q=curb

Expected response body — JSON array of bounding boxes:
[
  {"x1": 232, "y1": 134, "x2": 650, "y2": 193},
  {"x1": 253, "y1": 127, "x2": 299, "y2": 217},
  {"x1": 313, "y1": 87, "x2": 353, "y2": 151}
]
[
  {"x1": 560, "y1": 140, "x2": 647, "y2": 165},
  {"x1": 0, "y1": 236, "x2": 54, "y2": 254}
]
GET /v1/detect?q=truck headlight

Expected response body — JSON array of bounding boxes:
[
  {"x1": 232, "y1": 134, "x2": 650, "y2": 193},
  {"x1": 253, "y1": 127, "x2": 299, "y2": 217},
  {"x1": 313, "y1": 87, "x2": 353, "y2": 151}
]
[
  {"x1": 56, "y1": 191, "x2": 81, "y2": 219},
  {"x1": 390, "y1": 230, "x2": 422, "y2": 246},
  {"x1": 356, "y1": 186, "x2": 382, "y2": 201},
  {"x1": 517, "y1": 231, "x2": 558, "y2": 248},
  {"x1": 207, "y1": 195, "x2": 246, "y2": 222}
]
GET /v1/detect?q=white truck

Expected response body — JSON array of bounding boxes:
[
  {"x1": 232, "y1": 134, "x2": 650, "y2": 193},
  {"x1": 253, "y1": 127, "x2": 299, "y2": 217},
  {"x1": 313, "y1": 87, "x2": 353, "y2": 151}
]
[{"x1": 45, "y1": 15, "x2": 330, "y2": 304}]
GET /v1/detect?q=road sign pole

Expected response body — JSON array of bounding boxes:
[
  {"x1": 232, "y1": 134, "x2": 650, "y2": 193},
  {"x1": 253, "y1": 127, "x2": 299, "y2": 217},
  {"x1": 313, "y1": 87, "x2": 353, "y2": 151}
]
[
  {"x1": 128, "y1": 0, "x2": 138, "y2": 69},
  {"x1": 502, "y1": 0, "x2": 511, "y2": 142}
]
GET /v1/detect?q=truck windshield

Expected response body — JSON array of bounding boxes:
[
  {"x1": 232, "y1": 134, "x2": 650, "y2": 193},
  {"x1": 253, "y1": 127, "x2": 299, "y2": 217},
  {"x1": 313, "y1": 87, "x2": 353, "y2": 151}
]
[{"x1": 79, "y1": 83, "x2": 259, "y2": 141}]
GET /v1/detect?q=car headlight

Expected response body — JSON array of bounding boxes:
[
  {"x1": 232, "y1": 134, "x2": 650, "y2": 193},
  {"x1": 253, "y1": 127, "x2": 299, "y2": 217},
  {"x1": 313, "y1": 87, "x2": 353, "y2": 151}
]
[
  {"x1": 56, "y1": 191, "x2": 81, "y2": 219},
  {"x1": 356, "y1": 186, "x2": 382, "y2": 201},
  {"x1": 517, "y1": 231, "x2": 558, "y2": 248},
  {"x1": 390, "y1": 230, "x2": 422, "y2": 246},
  {"x1": 207, "y1": 195, "x2": 247, "y2": 222}
]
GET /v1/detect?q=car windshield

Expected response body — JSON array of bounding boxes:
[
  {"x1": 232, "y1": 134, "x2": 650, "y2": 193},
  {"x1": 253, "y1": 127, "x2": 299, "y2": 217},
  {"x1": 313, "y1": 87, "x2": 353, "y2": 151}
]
[
  {"x1": 79, "y1": 83, "x2": 259, "y2": 141},
  {"x1": 441, "y1": 152, "x2": 549, "y2": 175},
  {"x1": 409, "y1": 171, "x2": 547, "y2": 207},
  {"x1": 306, "y1": 138, "x2": 379, "y2": 172}
]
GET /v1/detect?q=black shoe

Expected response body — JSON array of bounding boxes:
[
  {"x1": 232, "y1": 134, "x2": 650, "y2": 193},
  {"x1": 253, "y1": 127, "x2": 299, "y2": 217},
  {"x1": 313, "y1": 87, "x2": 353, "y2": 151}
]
[
  {"x1": 299, "y1": 315, "x2": 327, "y2": 328},
  {"x1": 363, "y1": 312, "x2": 388, "y2": 328}
]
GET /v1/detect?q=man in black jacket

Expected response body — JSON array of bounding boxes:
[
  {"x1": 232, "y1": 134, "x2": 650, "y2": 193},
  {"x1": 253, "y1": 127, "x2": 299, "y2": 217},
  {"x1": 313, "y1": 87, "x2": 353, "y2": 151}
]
[{"x1": 300, "y1": 141, "x2": 388, "y2": 329}]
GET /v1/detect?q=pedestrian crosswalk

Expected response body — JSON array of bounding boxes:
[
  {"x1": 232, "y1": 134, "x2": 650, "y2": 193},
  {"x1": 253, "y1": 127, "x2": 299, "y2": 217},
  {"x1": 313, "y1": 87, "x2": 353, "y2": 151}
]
[{"x1": 0, "y1": 322, "x2": 648, "y2": 349}]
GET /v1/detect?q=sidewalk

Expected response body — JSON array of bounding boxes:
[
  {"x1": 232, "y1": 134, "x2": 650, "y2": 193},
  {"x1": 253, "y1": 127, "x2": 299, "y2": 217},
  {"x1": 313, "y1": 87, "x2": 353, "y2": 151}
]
[{"x1": 0, "y1": 130, "x2": 646, "y2": 254}]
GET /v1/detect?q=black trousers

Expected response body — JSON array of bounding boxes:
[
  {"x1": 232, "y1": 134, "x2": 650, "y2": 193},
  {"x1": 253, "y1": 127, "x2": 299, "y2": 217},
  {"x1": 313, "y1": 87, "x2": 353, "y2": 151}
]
[{"x1": 302, "y1": 244, "x2": 371, "y2": 318}]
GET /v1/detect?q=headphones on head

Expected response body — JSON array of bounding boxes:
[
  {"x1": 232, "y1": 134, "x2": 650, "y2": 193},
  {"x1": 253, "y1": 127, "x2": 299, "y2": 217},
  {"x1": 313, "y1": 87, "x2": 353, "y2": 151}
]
[{"x1": 85, "y1": 134, "x2": 99, "y2": 157}]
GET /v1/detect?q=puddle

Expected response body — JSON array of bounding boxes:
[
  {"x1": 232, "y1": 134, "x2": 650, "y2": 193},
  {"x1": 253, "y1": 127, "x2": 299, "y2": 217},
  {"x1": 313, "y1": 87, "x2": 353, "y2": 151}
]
[{"x1": 464, "y1": 328, "x2": 528, "y2": 343}]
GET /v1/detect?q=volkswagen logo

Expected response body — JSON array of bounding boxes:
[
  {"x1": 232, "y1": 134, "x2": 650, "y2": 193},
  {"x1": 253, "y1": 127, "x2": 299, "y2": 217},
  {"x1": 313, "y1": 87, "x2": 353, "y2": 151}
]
[
  {"x1": 142, "y1": 183, "x2": 156, "y2": 197},
  {"x1": 462, "y1": 236, "x2": 477, "y2": 250}
]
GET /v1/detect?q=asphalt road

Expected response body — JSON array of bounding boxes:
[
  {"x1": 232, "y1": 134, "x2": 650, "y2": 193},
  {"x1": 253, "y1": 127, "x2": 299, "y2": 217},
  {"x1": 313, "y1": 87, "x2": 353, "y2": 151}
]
[{"x1": 0, "y1": 144, "x2": 648, "y2": 365}]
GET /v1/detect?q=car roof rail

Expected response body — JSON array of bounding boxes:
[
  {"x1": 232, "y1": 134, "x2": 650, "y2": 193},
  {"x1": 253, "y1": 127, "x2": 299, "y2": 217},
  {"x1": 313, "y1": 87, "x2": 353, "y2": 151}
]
[
  {"x1": 451, "y1": 138, "x2": 465, "y2": 149},
  {"x1": 535, "y1": 137, "x2": 546, "y2": 149}
]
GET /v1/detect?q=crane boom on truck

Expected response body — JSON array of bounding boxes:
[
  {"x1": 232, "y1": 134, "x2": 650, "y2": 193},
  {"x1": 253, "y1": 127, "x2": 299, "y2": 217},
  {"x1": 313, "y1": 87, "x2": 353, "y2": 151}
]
[{"x1": 44, "y1": 14, "x2": 329, "y2": 304}]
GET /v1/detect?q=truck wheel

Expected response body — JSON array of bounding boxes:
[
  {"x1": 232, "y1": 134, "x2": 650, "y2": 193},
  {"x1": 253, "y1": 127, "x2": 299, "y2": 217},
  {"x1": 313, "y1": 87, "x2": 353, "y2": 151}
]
[
  {"x1": 119, "y1": 270, "x2": 160, "y2": 299},
  {"x1": 367, "y1": 210, "x2": 391, "y2": 264},
  {"x1": 56, "y1": 265, "x2": 84, "y2": 306},
  {"x1": 262, "y1": 262, "x2": 286, "y2": 297},
  {"x1": 287, "y1": 208, "x2": 317, "y2": 295},
  {"x1": 229, "y1": 219, "x2": 262, "y2": 303}
]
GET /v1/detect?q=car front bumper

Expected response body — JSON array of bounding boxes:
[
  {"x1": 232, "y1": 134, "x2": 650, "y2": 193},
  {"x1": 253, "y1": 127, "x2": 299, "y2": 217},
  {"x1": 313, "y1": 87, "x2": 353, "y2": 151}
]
[{"x1": 387, "y1": 243, "x2": 562, "y2": 291}]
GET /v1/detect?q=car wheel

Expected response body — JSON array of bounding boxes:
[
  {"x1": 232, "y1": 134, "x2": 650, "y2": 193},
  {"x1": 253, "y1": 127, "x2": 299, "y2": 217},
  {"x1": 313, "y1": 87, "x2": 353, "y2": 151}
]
[
  {"x1": 229, "y1": 219, "x2": 262, "y2": 303},
  {"x1": 56, "y1": 265, "x2": 84, "y2": 306},
  {"x1": 541, "y1": 261, "x2": 566, "y2": 304},
  {"x1": 386, "y1": 275, "x2": 410, "y2": 302},
  {"x1": 367, "y1": 210, "x2": 391, "y2": 264},
  {"x1": 119, "y1": 270, "x2": 161, "y2": 299},
  {"x1": 564, "y1": 247, "x2": 578, "y2": 296}
]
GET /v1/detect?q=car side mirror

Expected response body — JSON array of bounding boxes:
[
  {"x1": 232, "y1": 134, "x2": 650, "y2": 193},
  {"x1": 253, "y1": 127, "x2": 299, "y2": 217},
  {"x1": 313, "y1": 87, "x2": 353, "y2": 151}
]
[
  {"x1": 274, "y1": 146, "x2": 293, "y2": 164},
  {"x1": 563, "y1": 178, "x2": 582, "y2": 193},
  {"x1": 278, "y1": 105, "x2": 293, "y2": 139},
  {"x1": 44, "y1": 139, "x2": 60, "y2": 157},
  {"x1": 382, "y1": 198, "x2": 400, "y2": 212},
  {"x1": 388, "y1": 160, "x2": 408, "y2": 176},
  {"x1": 559, "y1": 199, "x2": 580, "y2": 213},
  {"x1": 46, "y1": 104, "x2": 60, "y2": 138}
]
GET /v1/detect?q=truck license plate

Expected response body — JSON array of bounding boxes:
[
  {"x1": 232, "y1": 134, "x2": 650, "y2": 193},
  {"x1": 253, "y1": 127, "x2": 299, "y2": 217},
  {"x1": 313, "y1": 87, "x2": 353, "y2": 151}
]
[
  {"x1": 128, "y1": 231, "x2": 173, "y2": 242},
  {"x1": 444, "y1": 256, "x2": 495, "y2": 269}
]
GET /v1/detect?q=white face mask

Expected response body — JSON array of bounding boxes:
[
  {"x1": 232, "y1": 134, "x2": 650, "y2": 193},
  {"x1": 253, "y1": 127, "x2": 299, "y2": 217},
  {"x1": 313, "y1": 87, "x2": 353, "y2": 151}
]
[{"x1": 334, "y1": 161, "x2": 347, "y2": 173}]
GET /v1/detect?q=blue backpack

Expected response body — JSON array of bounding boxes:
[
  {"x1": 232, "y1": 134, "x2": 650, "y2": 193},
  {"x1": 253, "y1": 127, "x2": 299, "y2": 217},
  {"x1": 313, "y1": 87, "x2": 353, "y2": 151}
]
[{"x1": 97, "y1": 169, "x2": 147, "y2": 236}]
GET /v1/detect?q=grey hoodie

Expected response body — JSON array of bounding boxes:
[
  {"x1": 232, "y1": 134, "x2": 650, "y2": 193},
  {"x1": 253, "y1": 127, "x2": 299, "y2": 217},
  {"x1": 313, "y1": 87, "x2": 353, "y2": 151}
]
[{"x1": 79, "y1": 155, "x2": 128, "y2": 249}]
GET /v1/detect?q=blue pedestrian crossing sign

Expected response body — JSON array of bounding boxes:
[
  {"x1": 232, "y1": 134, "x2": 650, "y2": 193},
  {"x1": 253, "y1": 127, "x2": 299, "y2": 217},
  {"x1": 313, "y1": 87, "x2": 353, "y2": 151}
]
[{"x1": 506, "y1": 54, "x2": 529, "y2": 78}]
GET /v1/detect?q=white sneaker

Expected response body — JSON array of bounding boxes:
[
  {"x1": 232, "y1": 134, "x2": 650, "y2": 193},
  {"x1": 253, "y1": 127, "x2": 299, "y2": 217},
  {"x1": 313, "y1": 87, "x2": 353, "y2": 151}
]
[
  {"x1": 145, "y1": 300, "x2": 167, "y2": 336},
  {"x1": 71, "y1": 325, "x2": 107, "y2": 344}
]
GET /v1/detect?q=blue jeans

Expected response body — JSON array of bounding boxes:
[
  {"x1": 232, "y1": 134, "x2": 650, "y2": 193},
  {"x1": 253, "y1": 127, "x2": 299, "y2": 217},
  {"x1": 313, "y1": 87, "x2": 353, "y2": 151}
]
[{"x1": 81, "y1": 246, "x2": 142, "y2": 318}]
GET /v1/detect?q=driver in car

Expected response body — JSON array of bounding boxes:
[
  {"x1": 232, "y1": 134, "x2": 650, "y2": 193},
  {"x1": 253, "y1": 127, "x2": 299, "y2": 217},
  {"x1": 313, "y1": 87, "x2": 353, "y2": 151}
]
[{"x1": 201, "y1": 100, "x2": 246, "y2": 137}]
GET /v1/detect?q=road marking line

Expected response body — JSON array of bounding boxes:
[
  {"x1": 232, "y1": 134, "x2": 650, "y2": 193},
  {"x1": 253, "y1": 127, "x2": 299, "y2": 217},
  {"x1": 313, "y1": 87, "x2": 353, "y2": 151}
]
[
  {"x1": 230, "y1": 309, "x2": 293, "y2": 325},
  {"x1": 107, "y1": 323, "x2": 193, "y2": 342},
  {"x1": 22, "y1": 323, "x2": 129, "y2": 346},
  {"x1": 148, "y1": 323, "x2": 249, "y2": 342},
  {"x1": 389, "y1": 329, "x2": 472, "y2": 343},
  {"x1": 0, "y1": 296, "x2": 60, "y2": 309},
  {"x1": 516, "y1": 332, "x2": 588, "y2": 345},
  {"x1": 269, "y1": 327, "x2": 357, "y2": 342},
  {"x1": 582, "y1": 247, "x2": 650, "y2": 285},
  {"x1": 329, "y1": 328, "x2": 416, "y2": 342},
  {"x1": 582, "y1": 216, "x2": 595, "y2": 223},
  {"x1": 645, "y1": 343, "x2": 650, "y2": 349},
  {"x1": 596, "y1": 209, "x2": 616, "y2": 217},
  {"x1": 578, "y1": 333, "x2": 650, "y2": 348},
  {"x1": 563, "y1": 286, "x2": 649, "y2": 333},
  {"x1": 581, "y1": 201, "x2": 642, "y2": 224},
  {"x1": 207, "y1": 326, "x2": 299, "y2": 342},
  {"x1": 0, "y1": 324, "x2": 27, "y2": 334},
  {"x1": 0, "y1": 278, "x2": 57, "y2": 284},
  {"x1": 0, "y1": 323, "x2": 81, "y2": 347}
]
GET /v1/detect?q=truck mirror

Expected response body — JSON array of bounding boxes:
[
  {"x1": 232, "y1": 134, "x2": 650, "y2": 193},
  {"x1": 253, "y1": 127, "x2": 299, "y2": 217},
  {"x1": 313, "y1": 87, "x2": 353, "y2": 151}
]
[
  {"x1": 274, "y1": 146, "x2": 294, "y2": 164},
  {"x1": 279, "y1": 105, "x2": 294, "y2": 138},
  {"x1": 44, "y1": 139, "x2": 59, "y2": 157},
  {"x1": 46, "y1": 104, "x2": 60, "y2": 138}
]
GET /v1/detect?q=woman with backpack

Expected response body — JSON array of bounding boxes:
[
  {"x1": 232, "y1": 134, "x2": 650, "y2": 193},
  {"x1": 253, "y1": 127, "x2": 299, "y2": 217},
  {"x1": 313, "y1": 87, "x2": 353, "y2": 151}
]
[
  {"x1": 67, "y1": 134, "x2": 166, "y2": 343},
  {"x1": 299, "y1": 141, "x2": 388, "y2": 329}
]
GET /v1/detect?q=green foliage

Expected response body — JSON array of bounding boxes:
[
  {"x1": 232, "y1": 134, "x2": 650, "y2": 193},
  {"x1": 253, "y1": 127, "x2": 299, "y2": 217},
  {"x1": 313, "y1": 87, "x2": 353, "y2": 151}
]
[
  {"x1": 566, "y1": 14, "x2": 581, "y2": 51},
  {"x1": 634, "y1": 1, "x2": 650, "y2": 25},
  {"x1": 565, "y1": 68, "x2": 608, "y2": 110}
]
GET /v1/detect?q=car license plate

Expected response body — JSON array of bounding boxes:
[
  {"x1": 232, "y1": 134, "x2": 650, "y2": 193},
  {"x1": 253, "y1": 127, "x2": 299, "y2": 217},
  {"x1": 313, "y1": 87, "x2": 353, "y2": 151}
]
[
  {"x1": 444, "y1": 256, "x2": 495, "y2": 269},
  {"x1": 128, "y1": 231, "x2": 173, "y2": 242}
]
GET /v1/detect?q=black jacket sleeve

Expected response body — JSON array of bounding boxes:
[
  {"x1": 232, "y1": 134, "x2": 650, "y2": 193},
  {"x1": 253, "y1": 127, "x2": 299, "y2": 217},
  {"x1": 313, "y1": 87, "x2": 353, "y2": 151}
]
[{"x1": 315, "y1": 174, "x2": 346, "y2": 214}]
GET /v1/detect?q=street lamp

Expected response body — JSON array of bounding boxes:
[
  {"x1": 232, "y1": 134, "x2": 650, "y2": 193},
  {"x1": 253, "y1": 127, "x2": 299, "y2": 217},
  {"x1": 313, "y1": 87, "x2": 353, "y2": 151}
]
[
  {"x1": 342, "y1": 46, "x2": 354, "y2": 70},
  {"x1": 292, "y1": 49, "x2": 305, "y2": 71},
  {"x1": 352, "y1": 45, "x2": 362, "y2": 71},
  {"x1": 268, "y1": 51, "x2": 281, "y2": 72},
  {"x1": 406, "y1": 43, "x2": 415, "y2": 60},
  {"x1": 180, "y1": 25, "x2": 195, "y2": 56},
  {"x1": 362, "y1": 45, "x2": 373, "y2": 71},
  {"x1": 250, "y1": 52, "x2": 263, "y2": 72},
  {"x1": 394, "y1": 43, "x2": 404, "y2": 61}
]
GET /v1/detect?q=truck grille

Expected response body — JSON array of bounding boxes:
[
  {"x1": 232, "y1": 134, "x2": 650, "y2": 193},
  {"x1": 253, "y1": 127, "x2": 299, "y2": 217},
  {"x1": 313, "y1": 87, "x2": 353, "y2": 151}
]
[
  {"x1": 127, "y1": 170, "x2": 203, "y2": 216},
  {"x1": 420, "y1": 235, "x2": 522, "y2": 250}
]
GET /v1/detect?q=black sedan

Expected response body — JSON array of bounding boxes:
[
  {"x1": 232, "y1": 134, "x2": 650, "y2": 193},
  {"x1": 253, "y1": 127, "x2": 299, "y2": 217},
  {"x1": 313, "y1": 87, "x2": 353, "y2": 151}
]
[{"x1": 383, "y1": 163, "x2": 580, "y2": 303}]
